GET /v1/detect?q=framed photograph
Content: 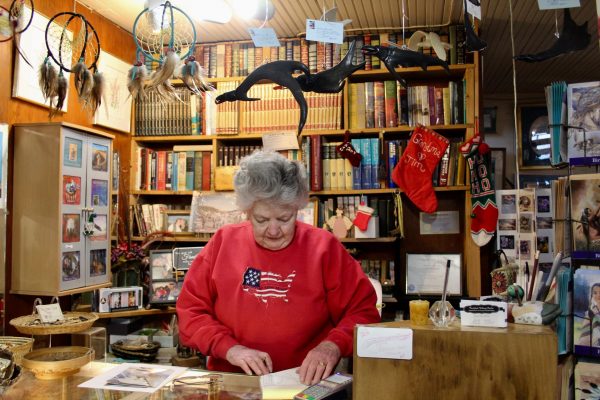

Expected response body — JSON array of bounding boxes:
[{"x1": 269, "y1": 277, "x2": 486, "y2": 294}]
[
  {"x1": 12, "y1": 6, "x2": 71, "y2": 111},
  {"x1": 483, "y1": 106, "x2": 497, "y2": 133},
  {"x1": 296, "y1": 198, "x2": 318, "y2": 226},
  {"x1": 149, "y1": 249, "x2": 174, "y2": 281},
  {"x1": 149, "y1": 280, "x2": 183, "y2": 303},
  {"x1": 489, "y1": 148, "x2": 506, "y2": 190},
  {"x1": 405, "y1": 253, "x2": 462, "y2": 295},
  {"x1": 518, "y1": 105, "x2": 551, "y2": 169},
  {"x1": 93, "y1": 51, "x2": 133, "y2": 133},
  {"x1": 166, "y1": 211, "x2": 190, "y2": 233}
]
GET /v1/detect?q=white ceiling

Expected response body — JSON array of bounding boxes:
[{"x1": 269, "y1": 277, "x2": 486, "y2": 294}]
[{"x1": 75, "y1": 0, "x2": 600, "y2": 97}]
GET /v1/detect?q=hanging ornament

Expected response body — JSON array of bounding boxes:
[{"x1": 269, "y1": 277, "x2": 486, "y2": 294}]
[
  {"x1": 0, "y1": 0, "x2": 35, "y2": 66},
  {"x1": 42, "y1": 11, "x2": 102, "y2": 116},
  {"x1": 132, "y1": 1, "x2": 209, "y2": 100}
]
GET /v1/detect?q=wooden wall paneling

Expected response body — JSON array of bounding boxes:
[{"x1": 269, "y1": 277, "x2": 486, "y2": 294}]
[{"x1": 2, "y1": 0, "x2": 136, "y2": 335}]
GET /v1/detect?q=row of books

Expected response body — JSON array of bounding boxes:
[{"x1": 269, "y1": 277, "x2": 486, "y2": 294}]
[
  {"x1": 316, "y1": 195, "x2": 396, "y2": 239},
  {"x1": 237, "y1": 83, "x2": 343, "y2": 133},
  {"x1": 302, "y1": 135, "x2": 466, "y2": 192},
  {"x1": 135, "y1": 145, "x2": 213, "y2": 192},
  {"x1": 131, "y1": 203, "x2": 169, "y2": 237},
  {"x1": 347, "y1": 80, "x2": 466, "y2": 130},
  {"x1": 134, "y1": 88, "x2": 202, "y2": 136},
  {"x1": 193, "y1": 27, "x2": 468, "y2": 79}
]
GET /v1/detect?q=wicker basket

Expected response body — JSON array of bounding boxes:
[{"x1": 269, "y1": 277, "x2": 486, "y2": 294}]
[
  {"x1": 0, "y1": 337, "x2": 34, "y2": 365},
  {"x1": 9, "y1": 312, "x2": 99, "y2": 335},
  {"x1": 21, "y1": 346, "x2": 94, "y2": 380}
]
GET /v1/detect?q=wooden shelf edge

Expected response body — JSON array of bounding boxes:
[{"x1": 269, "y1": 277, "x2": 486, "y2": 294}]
[
  {"x1": 130, "y1": 235, "x2": 212, "y2": 243},
  {"x1": 81, "y1": 307, "x2": 177, "y2": 319},
  {"x1": 341, "y1": 237, "x2": 398, "y2": 243},
  {"x1": 310, "y1": 186, "x2": 468, "y2": 195},
  {"x1": 10, "y1": 281, "x2": 112, "y2": 297}
]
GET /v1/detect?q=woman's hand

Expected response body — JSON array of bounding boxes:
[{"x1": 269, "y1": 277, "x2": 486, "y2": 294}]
[
  {"x1": 225, "y1": 345, "x2": 273, "y2": 375},
  {"x1": 298, "y1": 341, "x2": 341, "y2": 385}
]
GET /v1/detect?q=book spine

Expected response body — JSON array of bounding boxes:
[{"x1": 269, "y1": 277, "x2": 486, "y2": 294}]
[
  {"x1": 310, "y1": 135, "x2": 322, "y2": 191},
  {"x1": 156, "y1": 150, "x2": 167, "y2": 190},
  {"x1": 370, "y1": 138, "x2": 380, "y2": 189},
  {"x1": 202, "y1": 151, "x2": 211, "y2": 191},
  {"x1": 193, "y1": 151, "x2": 203, "y2": 190},
  {"x1": 351, "y1": 139, "x2": 362, "y2": 190},
  {"x1": 360, "y1": 138, "x2": 372, "y2": 190},
  {"x1": 384, "y1": 80, "x2": 398, "y2": 128},
  {"x1": 373, "y1": 81, "x2": 386, "y2": 128}
]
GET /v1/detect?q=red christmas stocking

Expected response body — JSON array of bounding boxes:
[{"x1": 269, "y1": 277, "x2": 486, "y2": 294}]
[
  {"x1": 353, "y1": 203, "x2": 374, "y2": 231},
  {"x1": 460, "y1": 134, "x2": 499, "y2": 246},
  {"x1": 391, "y1": 126, "x2": 449, "y2": 213}
]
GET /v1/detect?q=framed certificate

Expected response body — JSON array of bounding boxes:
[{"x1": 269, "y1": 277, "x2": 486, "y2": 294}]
[{"x1": 406, "y1": 253, "x2": 462, "y2": 295}]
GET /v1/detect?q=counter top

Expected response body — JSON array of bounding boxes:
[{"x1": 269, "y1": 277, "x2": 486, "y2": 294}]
[{"x1": 0, "y1": 361, "x2": 303, "y2": 400}]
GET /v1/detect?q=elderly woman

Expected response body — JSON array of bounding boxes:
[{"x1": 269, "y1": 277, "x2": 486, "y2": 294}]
[{"x1": 177, "y1": 150, "x2": 379, "y2": 385}]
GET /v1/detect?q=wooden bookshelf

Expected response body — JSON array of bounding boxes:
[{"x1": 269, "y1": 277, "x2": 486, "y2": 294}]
[{"x1": 120, "y1": 36, "x2": 482, "y2": 301}]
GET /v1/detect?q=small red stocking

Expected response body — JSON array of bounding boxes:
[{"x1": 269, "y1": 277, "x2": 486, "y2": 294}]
[
  {"x1": 336, "y1": 131, "x2": 362, "y2": 167},
  {"x1": 353, "y1": 203, "x2": 374, "y2": 231},
  {"x1": 391, "y1": 126, "x2": 449, "y2": 213}
]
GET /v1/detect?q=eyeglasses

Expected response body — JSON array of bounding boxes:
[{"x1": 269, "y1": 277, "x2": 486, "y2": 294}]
[{"x1": 170, "y1": 374, "x2": 223, "y2": 393}]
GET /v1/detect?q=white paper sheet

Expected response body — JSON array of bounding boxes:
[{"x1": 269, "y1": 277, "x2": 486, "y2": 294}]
[{"x1": 356, "y1": 326, "x2": 413, "y2": 360}]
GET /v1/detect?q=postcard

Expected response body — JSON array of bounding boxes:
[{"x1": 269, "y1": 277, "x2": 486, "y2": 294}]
[
  {"x1": 91, "y1": 179, "x2": 108, "y2": 206},
  {"x1": 90, "y1": 249, "x2": 107, "y2": 277},
  {"x1": 79, "y1": 363, "x2": 186, "y2": 393},
  {"x1": 63, "y1": 137, "x2": 82, "y2": 168},
  {"x1": 63, "y1": 175, "x2": 82, "y2": 205},
  {"x1": 62, "y1": 213, "x2": 80, "y2": 243},
  {"x1": 91, "y1": 143, "x2": 109, "y2": 172}
]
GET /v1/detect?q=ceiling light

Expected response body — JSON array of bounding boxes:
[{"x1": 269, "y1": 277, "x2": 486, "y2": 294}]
[
  {"x1": 232, "y1": 0, "x2": 274, "y2": 21},
  {"x1": 171, "y1": 0, "x2": 233, "y2": 24}
]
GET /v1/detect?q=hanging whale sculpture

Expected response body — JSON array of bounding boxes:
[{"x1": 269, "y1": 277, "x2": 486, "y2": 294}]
[
  {"x1": 514, "y1": 8, "x2": 590, "y2": 63},
  {"x1": 361, "y1": 45, "x2": 450, "y2": 87}
]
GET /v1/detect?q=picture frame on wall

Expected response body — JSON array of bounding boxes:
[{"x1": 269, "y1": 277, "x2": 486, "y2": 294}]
[
  {"x1": 483, "y1": 106, "x2": 497, "y2": 134},
  {"x1": 12, "y1": 6, "x2": 72, "y2": 112},
  {"x1": 93, "y1": 51, "x2": 133, "y2": 133},
  {"x1": 490, "y1": 148, "x2": 506, "y2": 190},
  {"x1": 518, "y1": 105, "x2": 551, "y2": 169}
]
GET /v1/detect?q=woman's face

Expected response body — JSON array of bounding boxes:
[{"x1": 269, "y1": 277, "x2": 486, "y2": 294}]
[
  {"x1": 592, "y1": 286, "x2": 600, "y2": 304},
  {"x1": 248, "y1": 200, "x2": 297, "y2": 251}
]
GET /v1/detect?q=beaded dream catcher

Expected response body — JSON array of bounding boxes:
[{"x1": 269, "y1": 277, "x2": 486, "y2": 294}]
[
  {"x1": 39, "y1": 11, "x2": 102, "y2": 117},
  {"x1": 129, "y1": 1, "x2": 212, "y2": 101},
  {"x1": 0, "y1": 0, "x2": 35, "y2": 65}
]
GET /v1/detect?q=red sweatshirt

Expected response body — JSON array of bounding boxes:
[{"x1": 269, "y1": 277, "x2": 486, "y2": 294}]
[{"x1": 176, "y1": 220, "x2": 380, "y2": 372}]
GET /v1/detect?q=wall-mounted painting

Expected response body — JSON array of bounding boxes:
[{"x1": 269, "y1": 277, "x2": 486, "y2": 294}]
[
  {"x1": 12, "y1": 6, "x2": 71, "y2": 112},
  {"x1": 93, "y1": 51, "x2": 132, "y2": 133}
]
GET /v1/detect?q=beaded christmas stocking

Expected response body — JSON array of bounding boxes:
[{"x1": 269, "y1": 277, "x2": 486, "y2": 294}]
[
  {"x1": 460, "y1": 134, "x2": 499, "y2": 246},
  {"x1": 336, "y1": 131, "x2": 362, "y2": 167},
  {"x1": 391, "y1": 126, "x2": 449, "y2": 213}
]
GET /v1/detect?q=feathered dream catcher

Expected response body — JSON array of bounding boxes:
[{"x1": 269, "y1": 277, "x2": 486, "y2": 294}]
[
  {"x1": 40, "y1": 11, "x2": 102, "y2": 117},
  {"x1": 129, "y1": 1, "x2": 212, "y2": 101},
  {"x1": 0, "y1": 0, "x2": 35, "y2": 66}
]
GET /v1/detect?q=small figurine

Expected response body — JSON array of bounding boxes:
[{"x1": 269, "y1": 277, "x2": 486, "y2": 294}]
[{"x1": 323, "y1": 208, "x2": 353, "y2": 239}]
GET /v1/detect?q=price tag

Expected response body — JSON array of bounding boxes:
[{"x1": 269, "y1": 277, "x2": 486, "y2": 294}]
[
  {"x1": 36, "y1": 303, "x2": 65, "y2": 323},
  {"x1": 537, "y1": 0, "x2": 580, "y2": 9},
  {"x1": 306, "y1": 19, "x2": 344, "y2": 44},
  {"x1": 466, "y1": 2, "x2": 481, "y2": 20},
  {"x1": 249, "y1": 28, "x2": 281, "y2": 48}
]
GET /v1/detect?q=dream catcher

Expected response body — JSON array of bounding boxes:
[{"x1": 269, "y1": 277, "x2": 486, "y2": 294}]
[
  {"x1": 40, "y1": 11, "x2": 102, "y2": 117},
  {"x1": 130, "y1": 1, "x2": 212, "y2": 101},
  {"x1": 0, "y1": 0, "x2": 35, "y2": 66}
]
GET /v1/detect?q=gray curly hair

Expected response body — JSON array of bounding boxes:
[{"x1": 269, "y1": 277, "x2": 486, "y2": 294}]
[{"x1": 233, "y1": 150, "x2": 309, "y2": 211}]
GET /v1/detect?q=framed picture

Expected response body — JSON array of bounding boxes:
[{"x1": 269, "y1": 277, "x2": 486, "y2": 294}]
[
  {"x1": 149, "y1": 280, "x2": 183, "y2": 304},
  {"x1": 93, "y1": 51, "x2": 133, "y2": 133},
  {"x1": 518, "y1": 105, "x2": 551, "y2": 169},
  {"x1": 490, "y1": 148, "x2": 506, "y2": 190},
  {"x1": 482, "y1": 106, "x2": 497, "y2": 134},
  {"x1": 296, "y1": 198, "x2": 318, "y2": 226},
  {"x1": 12, "y1": 6, "x2": 71, "y2": 111},
  {"x1": 405, "y1": 253, "x2": 462, "y2": 295},
  {"x1": 166, "y1": 211, "x2": 191, "y2": 233},
  {"x1": 149, "y1": 249, "x2": 174, "y2": 281}
]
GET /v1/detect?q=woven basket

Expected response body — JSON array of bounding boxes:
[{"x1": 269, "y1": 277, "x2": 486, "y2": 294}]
[
  {"x1": 9, "y1": 312, "x2": 99, "y2": 335},
  {"x1": 21, "y1": 346, "x2": 94, "y2": 380},
  {"x1": 0, "y1": 337, "x2": 34, "y2": 365}
]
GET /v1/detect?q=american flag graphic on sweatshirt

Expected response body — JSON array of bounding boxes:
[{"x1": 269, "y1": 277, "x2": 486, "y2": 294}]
[{"x1": 242, "y1": 267, "x2": 296, "y2": 303}]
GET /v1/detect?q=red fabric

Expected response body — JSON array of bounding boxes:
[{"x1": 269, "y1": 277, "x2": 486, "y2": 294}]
[
  {"x1": 391, "y1": 126, "x2": 449, "y2": 213},
  {"x1": 176, "y1": 221, "x2": 380, "y2": 373}
]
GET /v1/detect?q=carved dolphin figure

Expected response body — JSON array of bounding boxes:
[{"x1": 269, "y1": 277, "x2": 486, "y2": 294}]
[
  {"x1": 514, "y1": 8, "x2": 590, "y2": 63},
  {"x1": 215, "y1": 60, "x2": 311, "y2": 135},
  {"x1": 361, "y1": 45, "x2": 450, "y2": 88},
  {"x1": 295, "y1": 40, "x2": 366, "y2": 93}
]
